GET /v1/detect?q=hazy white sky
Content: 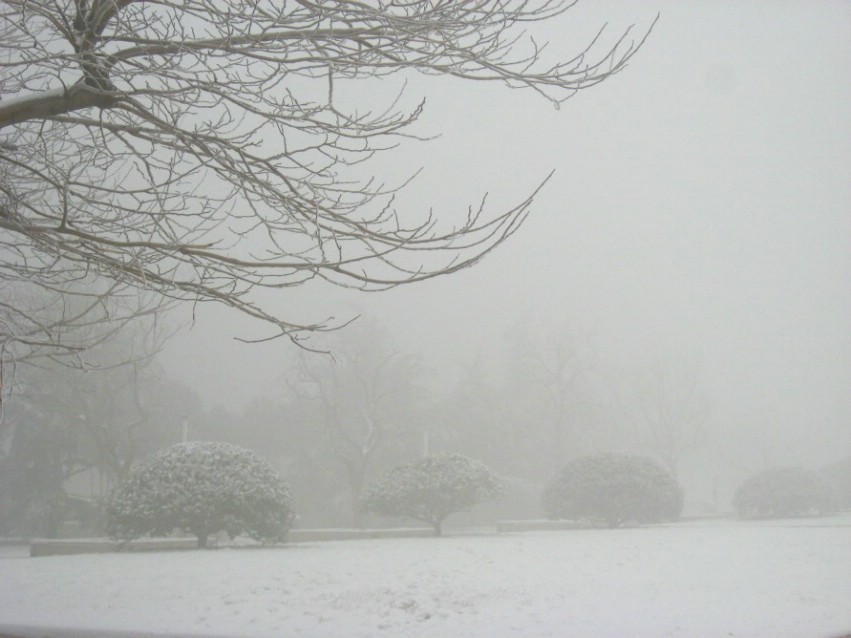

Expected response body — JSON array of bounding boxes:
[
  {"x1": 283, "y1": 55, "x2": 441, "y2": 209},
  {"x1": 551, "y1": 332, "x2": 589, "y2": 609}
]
[{"x1": 162, "y1": 1, "x2": 851, "y2": 466}]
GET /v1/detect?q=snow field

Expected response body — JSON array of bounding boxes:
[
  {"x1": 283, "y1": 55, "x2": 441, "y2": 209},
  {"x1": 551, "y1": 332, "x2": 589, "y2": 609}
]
[{"x1": 1, "y1": 517, "x2": 850, "y2": 638}]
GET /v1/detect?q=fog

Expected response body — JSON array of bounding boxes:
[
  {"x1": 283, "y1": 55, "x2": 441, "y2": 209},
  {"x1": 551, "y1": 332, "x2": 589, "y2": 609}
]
[
  {"x1": 158, "y1": 0, "x2": 850, "y2": 496},
  {"x1": 4, "y1": 1, "x2": 848, "y2": 523},
  {"x1": 3, "y1": 2, "x2": 851, "y2": 636}
]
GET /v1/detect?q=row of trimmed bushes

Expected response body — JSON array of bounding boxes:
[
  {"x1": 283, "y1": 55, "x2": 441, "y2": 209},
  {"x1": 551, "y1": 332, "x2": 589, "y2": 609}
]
[
  {"x1": 106, "y1": 444, "x2": 508, "y2": 544},
  {"x1": 105, "y1": 442, "x2": 843, "y2": 548},
  {"x1": 544, "y1": 456, "x2": 839, "y2": 524}
]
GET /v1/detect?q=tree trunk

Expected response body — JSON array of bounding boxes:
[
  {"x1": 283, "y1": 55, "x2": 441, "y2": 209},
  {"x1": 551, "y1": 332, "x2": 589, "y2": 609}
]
[
  {"x1": 346, "y1": 465, "x2": 366, "y2": 529},
  {"x1": 196, "y1": 533, "x2": 208, "y2": 548},
  {"x1": 552, "y1": 418, "x2": 565, "y2": 475}
]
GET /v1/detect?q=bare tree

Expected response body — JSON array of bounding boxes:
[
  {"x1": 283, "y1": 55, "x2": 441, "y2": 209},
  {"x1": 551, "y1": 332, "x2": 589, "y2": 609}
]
[
  {"x1": 1, "y1": 121, "x2": 173, "y2": 410},
  {"x1": 287, "y1": 318, "x2": 422, "y2": 526},
  {"x1": 624, "y1": 357, "x2": 712, "y2": 479},
  {"x1": 0, "y1": 285, "x2": 173, "y2": 427},
  {"x1": 0, "y1": 0, "x2": 654, "y2": 356},
  {"x1": 4, "y1": 318, "x2": 183, "y2": 492},
  {"x1": 502, "y1": 322, "x2": 597, "y2": 476}
]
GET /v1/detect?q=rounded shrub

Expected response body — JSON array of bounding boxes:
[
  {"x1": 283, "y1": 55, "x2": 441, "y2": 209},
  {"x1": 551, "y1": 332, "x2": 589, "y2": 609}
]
[
  {"x1": 106, "y1": 441, "x2": 295, "y2": 547},
  {"x1": 543, "y1": 452, "x2": 683, "y2": 528},
  {"x1": 362, "y1": 452, "x2": 504, "y2": 536},
  {"x1": 733, "y1": 466, "x2": 837, "y2": 519}
]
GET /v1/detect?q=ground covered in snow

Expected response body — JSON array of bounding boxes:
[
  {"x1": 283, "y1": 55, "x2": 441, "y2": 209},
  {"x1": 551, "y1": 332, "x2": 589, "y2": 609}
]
[{"x1": 1, "y1": 516, "x2": 850, "y2": 638}]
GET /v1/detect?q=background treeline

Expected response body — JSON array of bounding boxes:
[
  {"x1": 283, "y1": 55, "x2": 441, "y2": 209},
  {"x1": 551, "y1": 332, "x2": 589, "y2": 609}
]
[{"x1": 1, "y1": 316, "x2": 848, "y2": 537}]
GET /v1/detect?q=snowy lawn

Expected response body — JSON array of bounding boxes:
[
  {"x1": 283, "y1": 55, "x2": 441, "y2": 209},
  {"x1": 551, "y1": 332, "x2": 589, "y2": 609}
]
[{"x1": 1, "y1": 516, "x2": 850, "y2": 638}]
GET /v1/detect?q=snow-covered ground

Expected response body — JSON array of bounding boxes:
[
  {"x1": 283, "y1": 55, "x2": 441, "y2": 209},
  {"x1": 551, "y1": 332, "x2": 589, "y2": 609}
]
[{"x1": 1, "y1": 516, "x2": 850, "y2": 638}]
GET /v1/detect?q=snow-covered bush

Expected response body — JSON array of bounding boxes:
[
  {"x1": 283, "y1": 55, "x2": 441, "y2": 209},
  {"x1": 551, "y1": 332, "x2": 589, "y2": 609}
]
[
  {"x1": 362, "y1": 453, "x2": 504, "y2": 536},
  {"x1": 543, "y1": 452, "x2": 683, "y2": 528},
  {"x1": 106, "y1": 442, "x2": 294, "y2": 547},
  {"x1": 733, "y1": 466, "x2": 837, "y2": 519}
]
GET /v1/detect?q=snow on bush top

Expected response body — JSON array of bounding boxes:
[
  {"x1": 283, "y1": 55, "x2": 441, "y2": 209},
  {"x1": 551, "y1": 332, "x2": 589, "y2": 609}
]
[
  {"x1": 106, "y1": 441, "x2": 294, "y2": 547},
  {"x1": 362, "y1": 452, "x2": 503, "y2": 534},
  {"x1": 543, "y1": 452, "x2": 683, "y2": 528}
]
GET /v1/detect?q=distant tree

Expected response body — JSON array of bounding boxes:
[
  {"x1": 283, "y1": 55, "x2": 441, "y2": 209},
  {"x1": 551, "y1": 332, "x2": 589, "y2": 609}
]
[
  {"x1": 106, "y1": 442, "x2": 294, "y2": 548},
  {"x1": 615, "y1": 356, "x2": 712, "y2": 479},
  {"x1": 501, "y1": 322, "x2": 597, "y2": 476},
  {"x1": 362, "y1": 452, "x2": 503, "y2": 536},
  {"x1": 3, "y1": 334, "x2": 201, "y2": 500},
  {"x1": 286, "y1": 318, "x2": 424, "y2": 527},
  {"x1": 0, "y1": 298, "x2": 166, "y2": 424},
  {"x1": 733, "y1": 467, "x2": 837, "y2": 519},
  {"x1": 1, "y1": 1, "x2": 654, "y2": 370},
  {"x1": 0, "y1": 410, "x2": 70, "y2": 538},
  {"x1": 821, "y1": 457, "x2": 851, "y2": 511},
  {"x1": 439, "y1": 354, "x2": 514, "y2": 470},
  {"x1": 543, "y1": 452, "x2": 683, "y2": 528}
]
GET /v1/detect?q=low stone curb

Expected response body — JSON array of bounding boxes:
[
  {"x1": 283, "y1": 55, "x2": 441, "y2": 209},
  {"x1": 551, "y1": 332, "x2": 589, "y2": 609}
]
[
  {"x1": 0, "y1": 538, "x2": 28, "y2": 546},
  {"x1": 288, "y1": 527, "x2": 433, "y2": 542},
  {"x1": 0, "y1": 626, "x2": 217, "y2": 638},
  {"x1": 29, "y1": 537, "x2": 198, "y2": 557},
  {"x1": 28, "y1": 528, "x2": 437, "y2": 557},
  {"x1": 496, "y1": 519, "x2": 594, "y2": 533}
]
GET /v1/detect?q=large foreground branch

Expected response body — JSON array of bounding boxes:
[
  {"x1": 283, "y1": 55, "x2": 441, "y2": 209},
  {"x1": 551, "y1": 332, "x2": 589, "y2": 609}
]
[{"x1": 1, "y1": 0, "x2": 655, "y2": 354}]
